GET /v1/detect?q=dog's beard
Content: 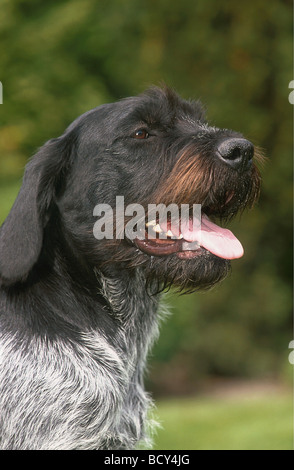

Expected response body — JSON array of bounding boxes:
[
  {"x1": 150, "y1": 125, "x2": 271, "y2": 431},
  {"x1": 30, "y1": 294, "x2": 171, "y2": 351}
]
[
  {"x1": 96, "y1": 241, "x2": 231, "y2": 294},
  {"x1": 144, "y1": 250, "x2": 231, "y2": 293}
]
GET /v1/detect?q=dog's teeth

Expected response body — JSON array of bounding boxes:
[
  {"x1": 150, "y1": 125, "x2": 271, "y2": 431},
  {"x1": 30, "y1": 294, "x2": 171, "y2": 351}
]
[
  {"x1": 146, "y1": 219, "x2": 156, "y2": 227},
  {"x1": 153, "y1": 224, "x2": 162, "y2": 233},
  {"x1": 166, "y1": 230, "x2": 183, "y2": 239}
]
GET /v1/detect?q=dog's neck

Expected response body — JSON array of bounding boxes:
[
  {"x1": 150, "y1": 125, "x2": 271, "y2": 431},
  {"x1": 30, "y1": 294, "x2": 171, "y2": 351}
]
[{"x1": 95, "y1": 266, "x2": 162, "y2": 378}]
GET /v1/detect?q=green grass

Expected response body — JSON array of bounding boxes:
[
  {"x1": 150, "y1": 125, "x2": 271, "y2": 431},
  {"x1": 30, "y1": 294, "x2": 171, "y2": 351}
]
[{"x1": 153, "y1": 392, "x2": 293, "y2": 450}]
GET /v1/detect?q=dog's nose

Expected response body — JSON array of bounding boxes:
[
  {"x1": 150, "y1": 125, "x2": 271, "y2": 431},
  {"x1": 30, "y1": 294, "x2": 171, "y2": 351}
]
[{"x1": 216, "y1": 138, "x2": 254, "y2": 171}]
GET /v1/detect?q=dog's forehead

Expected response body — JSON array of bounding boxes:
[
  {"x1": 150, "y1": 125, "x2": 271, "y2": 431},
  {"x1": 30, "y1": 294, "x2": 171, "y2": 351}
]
[
  {"x1": 70, "y1": 88, "x2": 205, "y2": 134},
  {"x1": 118, "y1": 89, "x2": 206, "y2": 127},
  {"x1": 64, "y1": 89, "x2": 207, "y2": 151}
]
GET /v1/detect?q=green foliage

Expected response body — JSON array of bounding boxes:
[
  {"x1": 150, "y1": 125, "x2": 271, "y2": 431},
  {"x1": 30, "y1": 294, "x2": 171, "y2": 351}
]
[
  {"x1": 0, "y1": 180, "x2": 21, "y2": 224},
  {"x1": 0, "y1": 0, "x2": 292, "y2": 390}
]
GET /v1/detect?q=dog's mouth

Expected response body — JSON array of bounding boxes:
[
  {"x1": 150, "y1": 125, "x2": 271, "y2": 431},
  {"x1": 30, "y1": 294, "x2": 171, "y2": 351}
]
[{"x1": 134, "y1": 212, "x2": 244, "y2": 261}]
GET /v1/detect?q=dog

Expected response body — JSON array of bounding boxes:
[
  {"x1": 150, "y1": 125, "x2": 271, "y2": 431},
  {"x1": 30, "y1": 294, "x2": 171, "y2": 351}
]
[{"x1": 0, "y1": 87, "x2": 261, "y2": 449}]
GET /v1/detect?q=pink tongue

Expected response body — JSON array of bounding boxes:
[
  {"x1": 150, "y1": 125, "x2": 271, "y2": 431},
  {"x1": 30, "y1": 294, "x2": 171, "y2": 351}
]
[{"x1": 177, "y1": 215, "x2": 244, "y2": 260}]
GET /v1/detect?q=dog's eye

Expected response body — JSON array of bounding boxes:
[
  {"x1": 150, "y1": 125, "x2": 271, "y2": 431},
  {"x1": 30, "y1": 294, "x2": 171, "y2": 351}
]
[{"x1": 134, "y1": 129, "x2": 149, "y2": 139}]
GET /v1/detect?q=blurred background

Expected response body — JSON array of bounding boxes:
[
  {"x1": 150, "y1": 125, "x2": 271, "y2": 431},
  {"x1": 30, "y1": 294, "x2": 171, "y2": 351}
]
[{"x1": 0, "y1": 0, "x2": 292, "y2": 450}]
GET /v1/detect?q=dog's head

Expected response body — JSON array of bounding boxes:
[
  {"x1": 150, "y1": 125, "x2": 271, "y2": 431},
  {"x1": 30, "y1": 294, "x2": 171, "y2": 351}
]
[{"x1": 0, "y1": 87, "x2": 262, "y2": 291}]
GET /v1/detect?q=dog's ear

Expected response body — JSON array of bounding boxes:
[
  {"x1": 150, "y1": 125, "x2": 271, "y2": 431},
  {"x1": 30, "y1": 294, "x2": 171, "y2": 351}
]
[{"x1": 0, "y1": 134, "x2": 74, "y2": 285}]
